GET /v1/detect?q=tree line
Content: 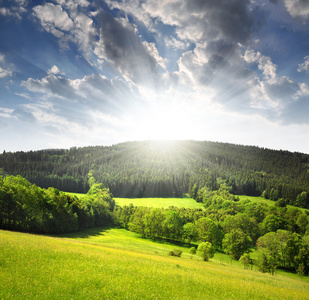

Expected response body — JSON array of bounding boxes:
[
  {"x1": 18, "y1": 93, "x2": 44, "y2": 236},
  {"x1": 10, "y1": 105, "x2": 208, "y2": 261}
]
[
  {"x1": 0, "y1": 175, "x2": 114, "y2": 234},
  {"x1": 115, "y1": 182, "x2": 309, "y2": 275},
  {"x1": 0, "y1": 140, "x2": 309, "y2": 207},
  {"x1": 1, "y1": 174, "x2": 308, "y2": 276}
]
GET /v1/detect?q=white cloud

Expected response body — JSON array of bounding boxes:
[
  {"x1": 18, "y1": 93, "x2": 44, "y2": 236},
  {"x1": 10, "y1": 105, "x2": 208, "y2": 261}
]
[
  {"x1": 298, "y1": 56, "x2": 309, "y2": 72},
  {"x1": 33, "y1": 2, "x2": 95, "y2": 58},
  {"x1": 0, "y1": 66, "x2": 13, "y2": 78},
  {"x1": 0, "y1": 54, "x2": 13, "y2": 78},
  {"x1": 48, "y1": 65, "x2": 61, "y2": 75},
  {"x1": 0, "y1": 0, "x2": 27, "y2": 20},
  {"x1": 164, "y1": 36, "x2": 189, "y2": 50},
  {"x1": 0, "y1": 107, "x2": 14, "y2": 118},
  {"x1": 284, "y1": 0, "x2": 309, "y2": 19},
  {"x1": 142, "y1": 41, "x2": 167, "y2": 70},
  {"x1": 33, "y1": 4, "x2": 74, "y2": 32},
  {"x1": 244, "y1": 50, "x2": 277, "y2": 79}
]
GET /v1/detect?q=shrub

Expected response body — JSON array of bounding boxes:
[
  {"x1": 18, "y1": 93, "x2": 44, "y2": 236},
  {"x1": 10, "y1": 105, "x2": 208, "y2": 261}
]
[
  {"x1": 189, "y1": 247, "x2": 196, "y2": 254},
  {"x1": 197, "y1": 242, "x2": 215, "y2": 261},
  {"x1": 169, "y1": 249, "x2": 183, "y2": 257}
]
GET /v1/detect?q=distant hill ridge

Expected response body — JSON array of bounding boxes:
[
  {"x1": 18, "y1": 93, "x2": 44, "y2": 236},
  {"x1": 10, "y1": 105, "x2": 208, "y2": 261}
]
[{"x1": 0, "y1": 140, "x2": 309, "y2": 207}]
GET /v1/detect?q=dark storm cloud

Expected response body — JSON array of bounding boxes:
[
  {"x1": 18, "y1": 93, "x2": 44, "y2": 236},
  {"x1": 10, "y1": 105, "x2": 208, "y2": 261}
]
[
  {"x1": 94, "y1": 10, "x2": 161, "y2": 87},
  {"x1": 185, "y1": 0, "x2": 262, "y2": 44}
]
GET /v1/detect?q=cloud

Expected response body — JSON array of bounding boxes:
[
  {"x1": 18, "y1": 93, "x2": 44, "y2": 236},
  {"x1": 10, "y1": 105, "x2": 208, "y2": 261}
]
[
  {"x1": 298, "y1": 56, "x2": 309, "y2": 72},
  {"x1": 0, "y1": 53, "x2": 13, "y2": 78},
  {"x1": 12, "y1": 108, "x2": 36, "y2": 123},
  {"x1": 47, "y1": 65, "x2": 65, "y2": 75},
  {"x1": 0, "y1": 66, "x2": 13, "y2": 78},
  {"x1": 284, "y1": 0, "x2": 309, "y2": 19},
  {"x1": 33, "y1": 3, "x2": 74, "y2": 33},
  {"x1": 0, "y1": 0, "x2": 27, "y2": 20},
  {"x1": 22, "y1": 75, "x2": 80, "y2": 100},
  {"x1": 21, "y1": 73, "x2": 140, "y2": 130},
  {"x1": 244, "y1": 50, "x2": 277, "y2": 79},
  {"x1": 32, "y1": 2, "x2": 95, "y2": 53},
  {"x1": 143, "y1": 0, "x2": 261, "y2": 44},
  {"x1": 0, "y1": 107, "x2": 14, "y2": 118},
  {"x1": 164, "y1": 36, "x2": 190, "y2": 50},
  {"x1": 94, "y1": 10, "x2": 162, "y2": 87}
]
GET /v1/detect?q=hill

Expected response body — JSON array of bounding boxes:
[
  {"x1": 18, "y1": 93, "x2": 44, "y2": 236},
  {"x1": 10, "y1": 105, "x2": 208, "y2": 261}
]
[
  {"x1": 1, "y1": 140, "x2": 309, "y2": 207},
  {"x1": 1, "y1": 228, "x2": 308, "y2": 299}
]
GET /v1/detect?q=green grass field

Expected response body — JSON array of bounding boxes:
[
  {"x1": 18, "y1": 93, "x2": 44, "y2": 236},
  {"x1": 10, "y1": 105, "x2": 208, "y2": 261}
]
[
  {"x1": 67, "y1": 192, "x2": 205, "y2": 209},
  {"x1": 238, "y1": 195, "x2": 276, "y2": 206},
  {"x1": 1, "y1": 228, "x2": 308, "y2": 299},
  {"x1": 115, "y1": 197, "x2": 205, "y2": 209}
]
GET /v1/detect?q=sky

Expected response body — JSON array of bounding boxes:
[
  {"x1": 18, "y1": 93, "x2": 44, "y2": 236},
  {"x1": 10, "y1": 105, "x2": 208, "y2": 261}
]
[{"x1": 0, "y1": 0, "x2": 309, "y2": 154}]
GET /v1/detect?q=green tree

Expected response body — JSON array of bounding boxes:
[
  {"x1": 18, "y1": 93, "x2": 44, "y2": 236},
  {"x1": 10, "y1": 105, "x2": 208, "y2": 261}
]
[
  {"x1": 257, "y1": 253, "x2": 277, "y2": 275},
  {"x1": 195, "y1": 217, "x2": 223, "y2": 249},
  {"x1": 182, "y1": 222, "x2": 197, "y2": 243},
  {"x1": 294, "y1": 235, "x2": 309, "y2": 275},
  {"x1": 296, "y1": 214, "x2": 308, "y2": 235},
  {"x1": 239, "y1": 253, "x2": 253, "y2": 269},
  {"x1": 197, "y1": 242, "x2": 215, "y2": 261},
  {"x1": 261, "y1": 214, "x2": 285, "y2": 234},
  {"x1": 163, "y1": 210, "x2": 183, "y2": 240},
  {"x1": 223, "y1": 213, "x2": 259, "y2": 243},
  {"x1": 222, "y1": 229, "x2": 252, "y2": 260}
]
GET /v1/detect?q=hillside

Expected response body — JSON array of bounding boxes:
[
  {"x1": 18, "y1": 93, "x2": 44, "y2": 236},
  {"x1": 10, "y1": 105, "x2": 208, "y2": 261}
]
[
  {"x1": 1, "y1": 140, "x2": 309, "y2": 207},
  {"x1": 1, "y1": 229, "x2": 308, "y2": 299}
]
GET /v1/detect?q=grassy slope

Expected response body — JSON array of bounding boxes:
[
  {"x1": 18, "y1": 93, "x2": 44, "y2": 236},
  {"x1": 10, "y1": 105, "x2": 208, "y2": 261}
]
[
  {"x1": 67, "y1": 192, "x2": 205, "y2": 209},
  {"x1": 115, "y1": 197, "x2": 205, "y2": 209},
  {"x1": 238, "y1": 195, "x2": 276, "y2": 206},
  {"x1": 1, "y1": 228, "x2": 308, "y2": 299}
]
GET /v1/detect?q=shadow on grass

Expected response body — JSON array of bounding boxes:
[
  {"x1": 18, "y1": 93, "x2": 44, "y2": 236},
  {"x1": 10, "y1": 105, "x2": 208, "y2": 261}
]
[
  {"x1": 52, "y1": 225, "x2": 196, "y2": 250},
  {"x1": 52, "y1": 225, "x2": 113, "y2": 239}
]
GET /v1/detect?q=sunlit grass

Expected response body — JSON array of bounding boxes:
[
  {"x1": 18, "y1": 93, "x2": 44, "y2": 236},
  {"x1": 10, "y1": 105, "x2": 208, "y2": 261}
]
[
  {"x1": 238, "y1": 195, "x2": 276, "y2": 206},
  {"x1": 115, "y1": 197, "x2": 205, "y2": 209},
  {"x1": 1, "y1": 228, "x2": 308, "y2": 299},
  {"x1": 67, "y1": 192, "x2": 205, "y2": 209}
]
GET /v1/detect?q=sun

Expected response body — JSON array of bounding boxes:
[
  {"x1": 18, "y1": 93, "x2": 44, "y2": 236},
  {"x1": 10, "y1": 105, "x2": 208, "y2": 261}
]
[{"x1": 133, "y1": 102, "x2": 192, "y2": 141}]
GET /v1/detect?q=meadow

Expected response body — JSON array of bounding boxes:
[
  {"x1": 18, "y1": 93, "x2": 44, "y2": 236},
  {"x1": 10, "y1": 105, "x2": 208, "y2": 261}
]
[
  {"x1": 238, "y1": 195, "x2": 276, "y2": 206},
  {"x1": 68, "y1": 192, "x2": 206, "y2": 209},
  {"x1": 115, "y1": 197, "x2": 205, "y2": 209},
  {"x1": 1, "y1": 228, "x2": 309, "y2": 299},
  {"x1": 70, "y1": 192, "x2": 277, "y2": 209}
]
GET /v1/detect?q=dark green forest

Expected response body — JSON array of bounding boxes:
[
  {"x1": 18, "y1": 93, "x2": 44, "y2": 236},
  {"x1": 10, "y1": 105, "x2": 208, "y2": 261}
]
[{"x1": 1, "y1": 140, "x2": 309, "y2": 207}]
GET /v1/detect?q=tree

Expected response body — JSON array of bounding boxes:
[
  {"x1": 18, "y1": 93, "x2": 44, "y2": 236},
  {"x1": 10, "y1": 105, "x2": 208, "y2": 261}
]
[
  {"x1": 294, "y1": 235, "x2": 309, "y2": 275},
  {"x1": 195, "y1": 217, "x2": 223, "y2": 249},
  {"x1": 222, "y1": 229, "x2": 252, "y2": 260},
  {"x1": 239, "y1": 253, "x2": 253, "y2": 270},
  {"x1": 182, "y1": 222, "x2": 197, "y2": 243},
  {"x1": 257, "y1": 253, "x2": 277, "y2": 275},
  {"x1": 163, "y1": 210, "x2": 183, "y2": 240},
  {"x1": 296, "y1": 214, "x2": 308, "y2": 235},
  {"x1": 197, "y1": 242, "x2": 215, "y2": 261},
  {"x1": 261, "y1": 214, "x2": 285, "y2": 234},
  {"x1": 296, "y1": 192, "x2": 308, "y2": 208},
  {"x1": 223, "y1": 213, "x2": 259, "y2": 243}
]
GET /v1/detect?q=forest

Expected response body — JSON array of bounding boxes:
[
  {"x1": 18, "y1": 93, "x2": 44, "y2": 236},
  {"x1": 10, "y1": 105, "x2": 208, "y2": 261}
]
[
  {"x1": 1, "y1": 174, "x2": 308, "y2": 276},
  {"x1": 0, "y1": 175, "x2": 114, "y2": 234},
  {"x1": 0, "y1": 140, "x2": 309, "y2": 208}
]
